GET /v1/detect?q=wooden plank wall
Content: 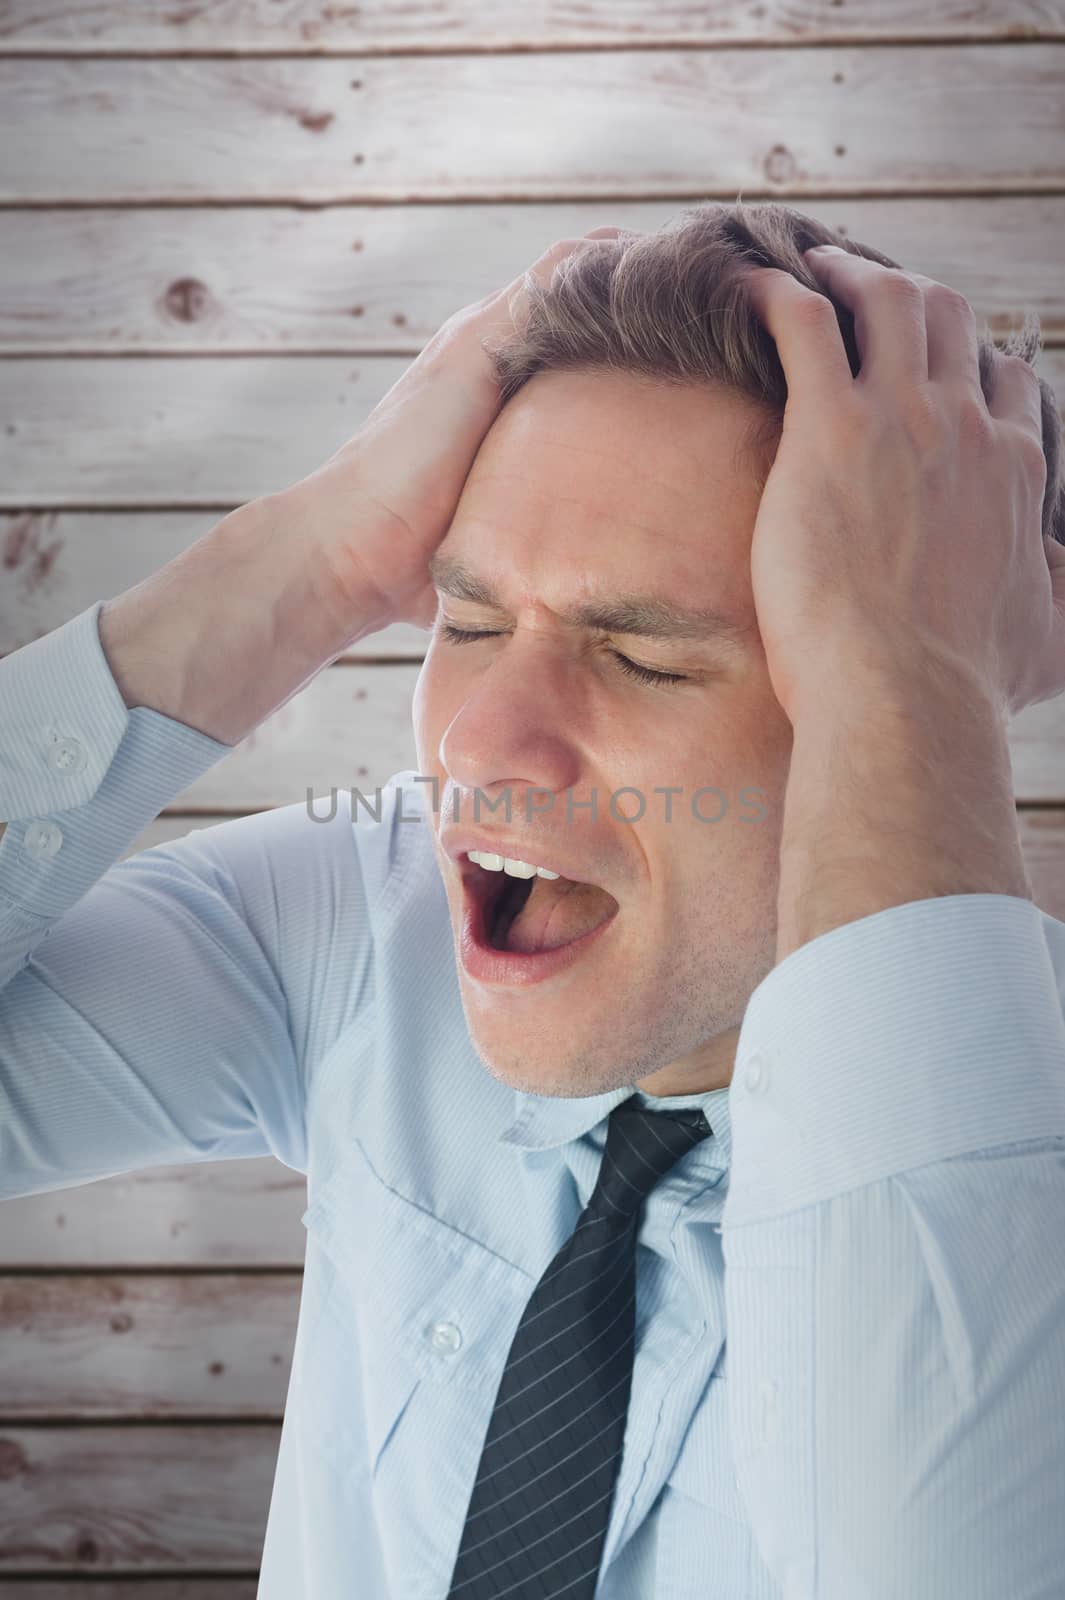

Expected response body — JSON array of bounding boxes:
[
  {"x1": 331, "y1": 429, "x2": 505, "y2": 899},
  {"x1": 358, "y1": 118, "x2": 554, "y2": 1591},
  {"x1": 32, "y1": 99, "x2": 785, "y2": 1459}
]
[{"x1": 2, "y1": 1, "x2": 1065, "y2": 1591}]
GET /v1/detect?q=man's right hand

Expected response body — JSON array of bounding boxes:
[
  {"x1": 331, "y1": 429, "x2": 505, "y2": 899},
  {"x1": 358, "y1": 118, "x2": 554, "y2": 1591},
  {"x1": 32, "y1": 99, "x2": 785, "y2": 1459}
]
[
  {"x1": 96, "y1": 228, "x2": 628, "y2": 747},
  {"x1": 274, "y1": 227, "x2": 628, "y2": 637}
]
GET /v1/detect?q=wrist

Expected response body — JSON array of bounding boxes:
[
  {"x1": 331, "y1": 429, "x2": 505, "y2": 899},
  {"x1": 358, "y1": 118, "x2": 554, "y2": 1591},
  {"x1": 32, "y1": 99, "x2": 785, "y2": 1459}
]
[
  {"x1": 776, "y1": 658, "x2": 1030, "y2": 962},
  {"x1": 783, "y1": 626, "x2": 1005, "y2": 735},
  {"x1": 99, "y1": 497, "x2": 370, "y2": 746},
  {"x1": 258, "y1": 478, "x2": 403, "y2": 648}
]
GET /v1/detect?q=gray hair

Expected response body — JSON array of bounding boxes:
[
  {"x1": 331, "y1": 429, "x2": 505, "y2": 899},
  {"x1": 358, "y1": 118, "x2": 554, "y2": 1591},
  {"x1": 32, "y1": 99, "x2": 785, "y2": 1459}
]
[{"x1": 483, "y1": 200, "x2": 1064, "y2": 546}]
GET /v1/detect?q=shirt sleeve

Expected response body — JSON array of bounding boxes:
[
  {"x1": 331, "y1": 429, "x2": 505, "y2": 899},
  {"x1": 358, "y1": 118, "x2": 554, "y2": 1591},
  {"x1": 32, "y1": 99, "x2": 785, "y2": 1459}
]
[
  {"x1": 0, "y1": 601, "x2": 339, "y2": 1197},
  {"x1": 720, "y1": 893, "x2": 1065, "y2": 1600}
]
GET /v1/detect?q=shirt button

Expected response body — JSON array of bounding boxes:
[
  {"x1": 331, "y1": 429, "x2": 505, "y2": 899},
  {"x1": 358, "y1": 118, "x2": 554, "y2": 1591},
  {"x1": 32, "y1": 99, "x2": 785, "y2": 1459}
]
[
  {"x1": 24, "y1": 820, "x2": 63, "y2": 861},
  {"x1": 430, "y1": 1321, "x2": 463, "y2": 1354},
  {"x1": 47, "y1": 735, "x2": 87, "y2": 776},
  {"x1": 743, "y1": 1052, "x2": 770, "y2": 1093}
]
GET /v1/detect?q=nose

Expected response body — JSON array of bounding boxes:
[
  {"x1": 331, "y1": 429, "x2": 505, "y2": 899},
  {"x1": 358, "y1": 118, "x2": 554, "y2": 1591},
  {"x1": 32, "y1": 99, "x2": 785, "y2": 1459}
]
[{"x1": 438, "y1": 631, "x2": 583, "y2": 810}]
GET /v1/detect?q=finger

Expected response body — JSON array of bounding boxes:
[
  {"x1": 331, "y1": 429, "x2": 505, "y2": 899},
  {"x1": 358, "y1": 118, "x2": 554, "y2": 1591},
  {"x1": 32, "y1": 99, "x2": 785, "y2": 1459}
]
[
  {"x1": 741, "y1": 265, "x2": 854, "y2": 412},
  {"x1": 985, "y1": 348, "x2": 1045, "y2": 436},
  {"x1": 413, "y1": 583, "x2": 440, "y2": 631},
  {"x1": 460, "y1": 232, "x2": 617, "y2": 369},
  {"x1": 501, "y1": 235, "x2": 603, "y2": 319},
  {"x1": 499, "y1": 229, "x2": 634, "y2": 325},
  {"x1": 905, "y1": 271, "x2": 983, "y2": 393},
  {"x1": 802, "y1": 244, "x2": 928, "y2": 386},
  {"x1": 525, "y1": 231, "x2": 621, "y2": 284}
]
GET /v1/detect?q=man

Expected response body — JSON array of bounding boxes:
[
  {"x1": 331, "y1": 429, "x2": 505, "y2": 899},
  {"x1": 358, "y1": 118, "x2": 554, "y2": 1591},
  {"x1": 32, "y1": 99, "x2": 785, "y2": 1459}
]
[{"x1": 2, "y1": 202, "x2": 1064, "y2": 1598}]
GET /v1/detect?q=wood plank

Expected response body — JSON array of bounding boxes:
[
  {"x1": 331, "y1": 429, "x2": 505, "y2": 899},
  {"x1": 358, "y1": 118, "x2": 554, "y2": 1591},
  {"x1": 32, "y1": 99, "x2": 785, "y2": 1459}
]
[
  {"x1": 0, "y1": 356, "x2": 407, "y2": 506},
  {"x1": 0, "y1": 1425, "x2": 277, "y2": 1572},
  {"x1": 0, "y1": 512, "x2": 430, "y2": 660},
  {"x1": 1016, "y1": 807, "x2": 1065, "y2": 919},
  {"x1": 3, "y1": 350, "x2": 1063, "y2": 508},
  {"x1": 3, "y1": 196, "x2": 1065, "y2": 354},
  {"x1": 3, "y1": 48, "x2": 1065, "y2": 205},
  {"x1": 0, "y1": 1159, "x2": 307, "y2": 1268},
  {"x1": 0, "y1": 1585, "x2": 256, "y2": 1599},
  {"x1": 0, "y1": 1275, "x2": 296, "y2": 1419},
  {"x1": 1002, "y1": 697, "x2": 1065, "y2": 805},
  {"x1": 168, "y1": 661, "x2": 420, "y2": 808},
  {"x1": 2, "y1": 0, "x2": 1062, "y2": 53}
]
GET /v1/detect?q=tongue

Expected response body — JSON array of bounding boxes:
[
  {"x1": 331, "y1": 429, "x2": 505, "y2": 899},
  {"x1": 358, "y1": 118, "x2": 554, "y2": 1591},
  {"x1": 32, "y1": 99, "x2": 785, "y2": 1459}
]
[{"x1": 503, "y1": 877, "x2": 617, "y2": 954}]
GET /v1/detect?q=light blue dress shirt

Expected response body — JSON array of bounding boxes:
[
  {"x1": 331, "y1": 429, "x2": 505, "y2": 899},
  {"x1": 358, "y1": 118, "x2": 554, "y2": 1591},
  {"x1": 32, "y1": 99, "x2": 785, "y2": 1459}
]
[{"x1": 2, "y1": 599, "x2": 1065, "y2": 1600}]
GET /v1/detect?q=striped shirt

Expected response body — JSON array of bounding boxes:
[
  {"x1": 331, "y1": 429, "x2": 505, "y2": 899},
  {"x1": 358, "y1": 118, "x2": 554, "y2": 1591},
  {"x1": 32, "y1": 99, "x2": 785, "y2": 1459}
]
[{"x1": 2, "y1": 599, "x2": 1064, "y2": 1598}]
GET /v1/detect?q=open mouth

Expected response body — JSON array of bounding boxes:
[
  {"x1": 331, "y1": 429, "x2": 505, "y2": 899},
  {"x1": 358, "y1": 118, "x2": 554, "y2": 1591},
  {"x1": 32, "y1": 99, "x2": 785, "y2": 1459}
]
[{"x1": 463, "y1": 860, "x2": 619, "y2": 955}]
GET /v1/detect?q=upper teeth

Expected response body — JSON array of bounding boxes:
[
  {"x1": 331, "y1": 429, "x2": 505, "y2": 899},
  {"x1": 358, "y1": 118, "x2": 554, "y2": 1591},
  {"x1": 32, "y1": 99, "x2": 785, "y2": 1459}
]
[{"x1": 468, "y1": 850, "x2": 560, "y2": 880}]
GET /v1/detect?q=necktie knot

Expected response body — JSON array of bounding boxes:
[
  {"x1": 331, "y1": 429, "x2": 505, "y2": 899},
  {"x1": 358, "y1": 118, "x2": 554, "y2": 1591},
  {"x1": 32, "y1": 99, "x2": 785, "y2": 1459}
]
[
  {"x1": 588, "y1": 1096, "x2": 712, "y2": 1226},
  {"x1": 446, "y1": 1092, "x2": 712, "y2": 1598}
]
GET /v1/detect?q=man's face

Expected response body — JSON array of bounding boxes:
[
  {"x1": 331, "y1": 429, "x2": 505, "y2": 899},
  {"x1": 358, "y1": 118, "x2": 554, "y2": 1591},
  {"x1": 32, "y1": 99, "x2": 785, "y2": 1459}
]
[{"x1": 412, "y1": 369, "x2": 793, "y2": 1099}]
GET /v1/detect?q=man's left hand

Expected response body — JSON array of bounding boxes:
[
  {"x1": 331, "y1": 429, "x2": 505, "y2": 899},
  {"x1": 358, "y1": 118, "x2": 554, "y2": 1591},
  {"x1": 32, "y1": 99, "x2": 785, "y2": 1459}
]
[{"x1": 742, "y1": 245, "x2": 1065, "y2": 725}]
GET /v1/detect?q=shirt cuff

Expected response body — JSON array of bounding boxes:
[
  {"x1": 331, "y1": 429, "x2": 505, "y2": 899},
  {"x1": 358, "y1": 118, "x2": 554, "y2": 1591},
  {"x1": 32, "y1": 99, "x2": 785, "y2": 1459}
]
[
  {"x1": 0, "y1": 599, "x2": 234, "y2": 922},
  {"x1": 724, "y1": 894, "x2": 1065, "y2": 1226}
]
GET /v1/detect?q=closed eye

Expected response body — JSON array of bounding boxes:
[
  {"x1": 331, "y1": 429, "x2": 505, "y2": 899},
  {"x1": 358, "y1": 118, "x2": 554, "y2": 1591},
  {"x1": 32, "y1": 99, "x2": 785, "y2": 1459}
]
[{"x1": 437, "y1": 623, "x2": 691, "y2": 687}]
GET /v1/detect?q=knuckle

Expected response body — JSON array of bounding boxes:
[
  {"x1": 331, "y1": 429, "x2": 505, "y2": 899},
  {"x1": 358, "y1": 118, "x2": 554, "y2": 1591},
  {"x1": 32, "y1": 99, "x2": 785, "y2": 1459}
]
[
  {"x1": 791, "y1": 289, "x2": 840, "y2": 329},
  {"x1": 874, "y1": 272, "x2": 925, "y2": 312},
  {"x1": 998, "y1": 350, "x2": 1044, "y2": 402},
  {"x1": 1010, "y1": 423, "x2": 1049, "y2": 484},
  {"x1": 924, "y1": 282, "x2": 975, "y2": 320},
  {"x1": 955, "y1": 392, "x2": 995, "y2": 449}
]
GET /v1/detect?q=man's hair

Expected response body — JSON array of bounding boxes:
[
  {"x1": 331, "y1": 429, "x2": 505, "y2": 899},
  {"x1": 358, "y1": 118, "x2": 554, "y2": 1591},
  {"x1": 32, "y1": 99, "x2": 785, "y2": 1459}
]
[{"x1": 483, "y1": 200, "x2": 1065, "y2": 547}]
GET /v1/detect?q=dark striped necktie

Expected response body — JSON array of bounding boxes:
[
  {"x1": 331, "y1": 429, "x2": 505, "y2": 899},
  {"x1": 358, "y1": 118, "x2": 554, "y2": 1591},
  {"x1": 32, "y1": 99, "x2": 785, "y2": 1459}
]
[{"x1": 445, "y1": 1094, "x2": 712, "y2": 1599}]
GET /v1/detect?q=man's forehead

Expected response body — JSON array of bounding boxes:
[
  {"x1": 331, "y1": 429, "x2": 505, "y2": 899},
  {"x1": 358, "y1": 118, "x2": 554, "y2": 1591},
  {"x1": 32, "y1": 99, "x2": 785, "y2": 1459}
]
[{"x1": 428, "y1": 551, "x2": 756, "y2": 649}]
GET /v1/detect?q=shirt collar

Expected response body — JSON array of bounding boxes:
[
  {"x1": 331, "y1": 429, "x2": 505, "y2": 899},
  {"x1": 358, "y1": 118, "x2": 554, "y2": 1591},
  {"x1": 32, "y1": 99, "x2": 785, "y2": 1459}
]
[{"x1": 498, "y1": 1080, "x2": 732, "y2": 1170}]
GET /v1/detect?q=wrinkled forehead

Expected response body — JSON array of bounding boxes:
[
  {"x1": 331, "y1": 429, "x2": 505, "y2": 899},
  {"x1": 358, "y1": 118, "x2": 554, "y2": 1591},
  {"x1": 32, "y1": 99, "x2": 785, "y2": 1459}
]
[
  {"x1": 445, "y1": 370, "x2": 768, "y2": 618},
  {"x1": 429, "y1": 549, "x2": 759, "y2": 664}
]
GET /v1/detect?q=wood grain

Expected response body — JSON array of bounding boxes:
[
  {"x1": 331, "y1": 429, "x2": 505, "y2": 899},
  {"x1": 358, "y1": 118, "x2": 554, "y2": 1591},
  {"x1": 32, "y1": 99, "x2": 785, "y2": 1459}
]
[
  {"x1": 2, "y1": 6, "x2": 1064, "y2": 1589},
  {"x1": 0, "y1": 1424, "x2": 278, "y2": 1572},
  {"x1": 0, "y1": 1275, "x2": 297, "y2": 1418},
  {"x1": 3, "y1": 48, "x2": 1065, "y2": 205},
  {"x1": 0, "y1": 355, "x2": 408, "y2": 506},
  {"x1": 0, "y1": 1159, "x2": 307, "y2": 1268},
  {"x1": 1014, "y1": 807, "x2": 1065, "y2": 914},
  {"x1": 1, "y1": 197, "x2": 1063, "y2": 353},
  {"x1": 0, "y1": 511, "x2": 430, "y2": 660},
  {"x1": 0, "y1": 1586, "x2": 256, "y2": 1599},
  {"x1": 2, "y1": 349, "x2": 1062, "y2": 508},
  {"x1": 1, "y1": 0, "x2": 1062, "y2": 53},
  {"x1": 167, "y1": 660, "x2": 421, "y2": 807}
]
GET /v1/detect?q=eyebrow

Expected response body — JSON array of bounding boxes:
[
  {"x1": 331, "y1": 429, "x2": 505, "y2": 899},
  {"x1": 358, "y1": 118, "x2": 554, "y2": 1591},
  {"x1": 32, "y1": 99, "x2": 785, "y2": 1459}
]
[{"x1": 428, "y1": 553, "x2": 755, "y2": 649}]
